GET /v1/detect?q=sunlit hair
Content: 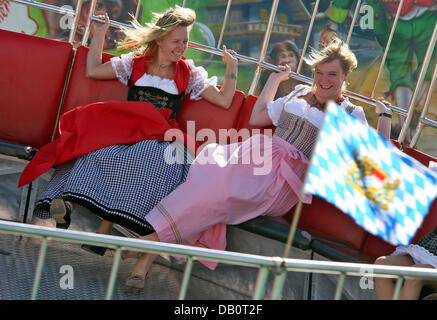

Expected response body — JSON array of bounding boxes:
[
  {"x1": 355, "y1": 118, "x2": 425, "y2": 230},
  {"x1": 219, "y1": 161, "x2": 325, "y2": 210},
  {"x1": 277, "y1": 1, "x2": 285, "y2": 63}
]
[
  {"x1": 304, "y1": 37, "x2": 357, "y2": 91},
  {"x1": 118, "y1": 6, "x2": 196, "y2": 57}
]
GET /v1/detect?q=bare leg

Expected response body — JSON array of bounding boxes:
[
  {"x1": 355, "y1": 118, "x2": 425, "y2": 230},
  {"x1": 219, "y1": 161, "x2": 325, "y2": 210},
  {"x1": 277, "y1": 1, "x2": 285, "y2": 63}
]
[
  {"x1": 374, "y1": 255, "x2": 415, "y2": 300},
  {"x1": 81, "y1": 219, "x2": 113, "y2": 256},
  {"x1": 399, "y1": 264, "x2": 436, "y2": 300},
  {"x1": 96, "y1": 220, "x2": 113, "y2": 234},
  {"x1": 124, "y1": 232, "x2": 160, "y2": 292},
  {"x1": 129, "y1": 232, "x2": 160, "y2": 277}
]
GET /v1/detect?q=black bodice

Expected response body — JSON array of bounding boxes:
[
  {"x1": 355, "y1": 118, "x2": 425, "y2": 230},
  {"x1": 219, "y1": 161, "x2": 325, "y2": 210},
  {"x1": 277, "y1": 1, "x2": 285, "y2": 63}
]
[{"x1": 127, "y1": 85, "x2": 185, "y2": 119}]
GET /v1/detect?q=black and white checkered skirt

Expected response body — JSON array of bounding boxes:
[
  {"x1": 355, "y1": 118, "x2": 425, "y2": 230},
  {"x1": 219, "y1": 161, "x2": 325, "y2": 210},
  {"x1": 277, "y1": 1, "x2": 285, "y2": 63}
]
[{"x1": 33, "y1": 139, "x2": 191, "y2": 235}]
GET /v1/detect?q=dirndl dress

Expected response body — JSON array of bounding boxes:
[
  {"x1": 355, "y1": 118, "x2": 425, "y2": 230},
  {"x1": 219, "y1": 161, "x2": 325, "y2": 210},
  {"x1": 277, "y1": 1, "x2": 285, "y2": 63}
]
[
  {"x1": 145, "y1": 85, "x2": 367, "y2": 269},
  {"x1": 33, "y1": 54, "x2": 217, "y2": 235}
]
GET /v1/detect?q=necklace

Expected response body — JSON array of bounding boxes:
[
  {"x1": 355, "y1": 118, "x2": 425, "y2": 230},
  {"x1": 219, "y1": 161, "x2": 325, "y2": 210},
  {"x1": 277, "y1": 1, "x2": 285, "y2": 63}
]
[
  {"x1": 158, "y1": 63, "x2": 170, "y2": 69},
  {"x1": 309, "y1": 94, "x2": 344, "y2": 111}
]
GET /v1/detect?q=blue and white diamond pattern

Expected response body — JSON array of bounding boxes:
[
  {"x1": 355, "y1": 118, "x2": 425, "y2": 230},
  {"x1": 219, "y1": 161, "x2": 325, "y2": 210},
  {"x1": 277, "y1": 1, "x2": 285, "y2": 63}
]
[{"x1": 304, "y1": 102, "x2": 437, "y2": 245}]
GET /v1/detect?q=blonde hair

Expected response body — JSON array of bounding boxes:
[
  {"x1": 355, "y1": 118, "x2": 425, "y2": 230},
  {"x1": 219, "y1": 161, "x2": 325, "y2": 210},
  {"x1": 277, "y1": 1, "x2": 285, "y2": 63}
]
[
  {"x1": 118, "y1": 6, "x2": 196, "y2": 57},
  {"x1": 304, "y1": 37, "x2": 357, "y2": 91}
]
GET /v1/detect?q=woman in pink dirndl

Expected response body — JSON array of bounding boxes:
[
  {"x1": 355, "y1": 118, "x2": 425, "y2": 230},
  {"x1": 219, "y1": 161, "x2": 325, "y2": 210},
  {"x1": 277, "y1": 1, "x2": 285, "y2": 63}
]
[{"x1": 124, "y1": 38, "x2": 393, "y2": 292}]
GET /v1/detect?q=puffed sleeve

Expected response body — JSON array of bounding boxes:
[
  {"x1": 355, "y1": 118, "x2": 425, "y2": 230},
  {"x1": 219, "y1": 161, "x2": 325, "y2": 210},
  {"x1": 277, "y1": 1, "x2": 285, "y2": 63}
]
[
  {"x1": 347, "y1": 103, "x2": 368, "y2": 126},
  {"x1": 267, "y1": 84, "x2": 309, "y2": 126},
  {"x1": 185, "y1": 59, "x2": 218, "y2": 100},
  {"x1": 267, "y1": 95, "x2": 290, "y2": 126},
  {"x1": 110, "y1": 52, "x2": 134, "y2": 86}
]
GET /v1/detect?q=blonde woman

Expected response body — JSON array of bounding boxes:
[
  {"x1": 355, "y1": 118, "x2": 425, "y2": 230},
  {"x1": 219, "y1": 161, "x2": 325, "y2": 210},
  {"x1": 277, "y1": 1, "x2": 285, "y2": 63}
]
[
  {"x1": 31, "y1": 7, "x2": 239, "y2": 251},
  {"x1": 122, "y1": 38, "x2": 393, "y2": 292}
]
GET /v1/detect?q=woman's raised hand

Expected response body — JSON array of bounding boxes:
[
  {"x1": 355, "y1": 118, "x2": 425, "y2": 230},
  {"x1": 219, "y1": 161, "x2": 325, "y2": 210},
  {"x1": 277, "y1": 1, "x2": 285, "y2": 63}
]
[
  {"x1": 375, "y1": 97, "x2": 393, "y2": 115},
  {"x1": 273, "y1": 64, "x2": 292, "y2": 82},
  {"x1": 222, "y1": 45, "x2": 238, "y2": 68},
  {"x1": 93, "y1": 13, "x2": 110, "y2": 35}
]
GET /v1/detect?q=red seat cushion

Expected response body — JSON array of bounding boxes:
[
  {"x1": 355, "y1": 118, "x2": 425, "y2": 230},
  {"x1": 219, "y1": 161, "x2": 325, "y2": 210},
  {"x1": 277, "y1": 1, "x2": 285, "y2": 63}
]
[
  {"x1": 177, "y1": 90, "x2": 245, "y2": 145},
  {"x1": 60, "y1": 45, "x2": 128, "y2": 116},
  {"x1": 235, "y1": 94, "x2": 276, "y2": 140},
  {"x1": 285, "y1": 196, "x2": 368, "y2": 251},
  {"x1": 0, "y1": 29, "x2": 72, "y2": 148},
  {"x1": 403, "y1": 147, "x2": 437, "y2": 167}
]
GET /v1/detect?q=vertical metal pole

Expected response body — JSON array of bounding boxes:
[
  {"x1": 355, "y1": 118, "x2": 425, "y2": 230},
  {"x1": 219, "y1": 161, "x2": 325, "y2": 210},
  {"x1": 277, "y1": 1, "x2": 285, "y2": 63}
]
[
  {"x1": 334, "y1": 273, "x2": 346, "y2": 300},
  {"x1": 68, "y1": 0, "x2": 83, "y2": 44},
  {"x1": 105, "y1": 247, "x2": 122, "y2": 300},
  {"x1": 252, "y1": 267, "x2": 269, "y2": 300},
  {"x1": 282, "y1": 199, "x2": 304, "y2": 260},
  {"x1": 296, "y1": 0, "x2": 320, "y2": 74},
  {"x1": 398, "y1": 18, "x2": 437, "y2": 145},
  {"x1": 31, "y1": 237, "x2": 48, "y2": 300},
  {"x1": 409, "y1": 61, "x2": 437, "y2": 147},
  {"x1": 370, "y1": 0, "x2": 405, "y2": 99},
  {"x1": 178, "y1": 257, "x2": 194, "y2": 300},
  {"x1": 345, "y1": 0, "x2": 362, "y2": 45},
  {"x1": 248, "y1": 0, "x2": 280, "y2": 95},
  {"x1": 81, "y1": 0, "x2": 97, "y2": 46},
  {"x1": 134, "y1": 0, "x2": 142, "y2": 21},
  {"x1": 270, "y1": 271, "x2": 287, "y2": 300},
  {"x1": 216, "y1": 0, "x2": 233, "y2": 49},
  {"x1": 392, "y1": 277, "x2": 404, "y2": 300}
]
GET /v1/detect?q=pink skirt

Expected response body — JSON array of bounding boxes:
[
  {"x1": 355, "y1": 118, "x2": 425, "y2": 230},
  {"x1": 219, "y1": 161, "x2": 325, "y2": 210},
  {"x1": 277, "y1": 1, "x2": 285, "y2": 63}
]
[{"x1": 146, "y1": 134, "x2": 311, "y2": 269}]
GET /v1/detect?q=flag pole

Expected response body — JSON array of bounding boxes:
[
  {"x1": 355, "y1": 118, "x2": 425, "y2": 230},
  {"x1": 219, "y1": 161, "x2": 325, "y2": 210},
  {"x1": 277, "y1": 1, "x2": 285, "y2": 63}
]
[{"x1": 270, "y1": 101, "x2": 331, "y2": 299}]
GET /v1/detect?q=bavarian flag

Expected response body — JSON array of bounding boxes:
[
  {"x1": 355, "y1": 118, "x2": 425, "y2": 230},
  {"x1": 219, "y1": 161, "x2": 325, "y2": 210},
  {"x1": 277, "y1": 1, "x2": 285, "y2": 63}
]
[{"x1": 303, "y1": 101, "x2": 437, "y2": 245}]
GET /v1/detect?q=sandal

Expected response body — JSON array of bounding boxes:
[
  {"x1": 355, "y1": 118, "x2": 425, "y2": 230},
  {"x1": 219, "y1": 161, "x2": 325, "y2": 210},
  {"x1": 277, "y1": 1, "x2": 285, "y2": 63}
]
[
  {"x1": 50, "y1": 198, "x2": 73, "y2": 229},
  {"x1": 81, "y1": 244, "x2": 107, "y2": 256},
  {"x1": 124, "y1": 273, "x2": 148, "y2": 294}
]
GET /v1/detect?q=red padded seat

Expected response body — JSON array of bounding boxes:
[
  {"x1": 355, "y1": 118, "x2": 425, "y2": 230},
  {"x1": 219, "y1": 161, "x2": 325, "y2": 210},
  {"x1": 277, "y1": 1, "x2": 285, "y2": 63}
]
[
  {"x1": 235, "y1": 94, "x2": 276, "y2": 140},
  {"x1": 0, "y1": 29, "x2": 73, "y2": 148},
  {"x1": 60, "y1": 46, "x2": 128, "y2": 116},
  {"x1": 177, "y1": 90, "x2": 245, "y2": 145},
  {"x1": 285, "y1": 196, "x2": 368, "y2": 251}
]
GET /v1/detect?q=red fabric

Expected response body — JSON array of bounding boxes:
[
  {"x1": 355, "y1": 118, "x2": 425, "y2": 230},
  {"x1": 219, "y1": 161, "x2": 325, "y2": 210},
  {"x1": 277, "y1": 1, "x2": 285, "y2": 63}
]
[
  {"x1": 385, "y1": 0, "x2": 436, "y2": 16},
  {"x1": 130, "y1": 55, "x2": 190, "y2": 94},
  {"x1": 18, "y1": 101, "x2": 199, "y2": 187}
]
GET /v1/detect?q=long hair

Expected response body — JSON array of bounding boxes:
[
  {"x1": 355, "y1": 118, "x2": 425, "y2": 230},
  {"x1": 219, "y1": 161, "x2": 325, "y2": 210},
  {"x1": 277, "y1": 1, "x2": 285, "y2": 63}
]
[{"x1": 118, "y1": 6, "x2": 196, "y2": 57}]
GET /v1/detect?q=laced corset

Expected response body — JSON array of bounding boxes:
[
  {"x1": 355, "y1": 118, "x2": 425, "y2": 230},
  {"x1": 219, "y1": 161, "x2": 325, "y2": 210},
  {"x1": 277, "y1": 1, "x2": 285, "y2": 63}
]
[
  {"x1": 127, "y1": 86, "x2": 185, "y2": 119},
  {"x1": 274, "y1": 110, "x2": 319, "y2": 159}
]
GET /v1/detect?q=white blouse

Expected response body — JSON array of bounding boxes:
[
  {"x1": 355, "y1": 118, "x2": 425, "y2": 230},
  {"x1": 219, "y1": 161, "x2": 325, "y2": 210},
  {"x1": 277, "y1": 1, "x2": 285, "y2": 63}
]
[
  {"x1": 267, "y1": 84, "x2": 368, "y2": 128},
  {"x1": 110, "y1": 52, "x2": 217, "y2": 100}
]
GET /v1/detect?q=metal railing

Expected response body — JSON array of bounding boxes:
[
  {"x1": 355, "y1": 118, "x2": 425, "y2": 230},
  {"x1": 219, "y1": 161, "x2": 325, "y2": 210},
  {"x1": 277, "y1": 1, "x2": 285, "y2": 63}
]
[
  {"x1": 3, "y1": 0, "x2": 437, "y2": 301},
  {"x1": 8, "y1": 0, "x2": 436, "y2": 130},
  {"x1": 2, "y1": 219, "x2": 437, "y2": 300}
]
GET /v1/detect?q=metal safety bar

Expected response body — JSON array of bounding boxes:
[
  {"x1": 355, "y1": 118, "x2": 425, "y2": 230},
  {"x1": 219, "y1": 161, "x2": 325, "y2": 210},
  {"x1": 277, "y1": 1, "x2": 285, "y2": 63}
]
[
  {"x1": 410, "y1": 60, "x2": 437, "y2": 148},
  {"x1": 9, "y1": 0, "x2": 83, "y2": 43},
  {"x1": 398, "y1": 17, "x2": 437, "y2": 145},
  {"x1": 216, "y1": 0, "x2": 233, "y2": 49},
  {"x1": 370, "y1": 0, "x2": 405, "y2": 99},
  {"x1": 296, "y1": 0, "x2": 320, "y2": 75},
  {"x1": 247, "y1": 0, "x2": 280, "y2": 95},
  {"x1": 345, "y1": 0, "x2": 362, "y2": 45},
  {"x1": 8, "y1": 0, "x2": 423, "y2": 119},
  {"x1": 2, "y1": 219, "x2": 437, "y2": 300}
]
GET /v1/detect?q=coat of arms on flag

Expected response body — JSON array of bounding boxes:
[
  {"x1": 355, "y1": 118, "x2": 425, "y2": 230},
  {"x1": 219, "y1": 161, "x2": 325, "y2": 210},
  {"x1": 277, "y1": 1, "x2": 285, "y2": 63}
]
[{"x1": 303, "y1": 101, "x2": 437, "y2": 246}]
